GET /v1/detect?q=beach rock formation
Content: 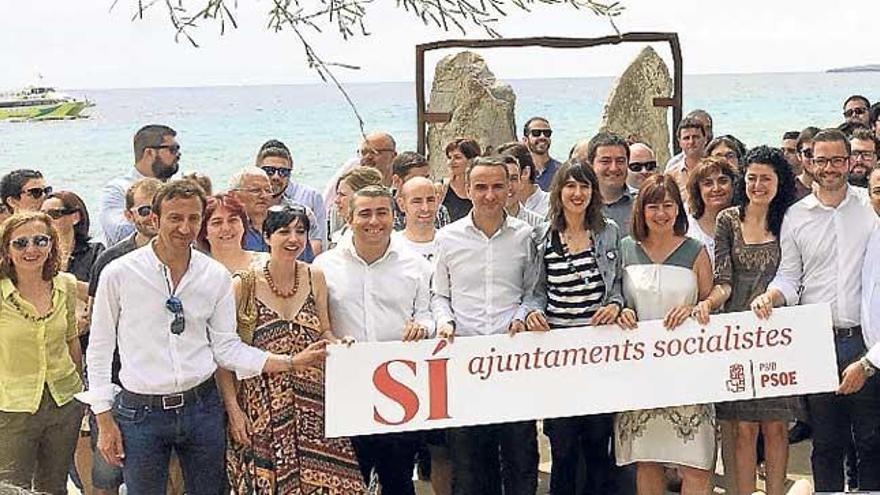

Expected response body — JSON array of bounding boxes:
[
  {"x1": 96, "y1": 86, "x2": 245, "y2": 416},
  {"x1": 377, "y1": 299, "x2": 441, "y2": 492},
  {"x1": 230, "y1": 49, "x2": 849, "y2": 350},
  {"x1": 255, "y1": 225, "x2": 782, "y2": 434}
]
[
  {"x1": 599, "y1": 46, "x2": 673, "y2": 166},
  {"x1": 426, "y1": 51, "x2": 516, "y2": 177}
]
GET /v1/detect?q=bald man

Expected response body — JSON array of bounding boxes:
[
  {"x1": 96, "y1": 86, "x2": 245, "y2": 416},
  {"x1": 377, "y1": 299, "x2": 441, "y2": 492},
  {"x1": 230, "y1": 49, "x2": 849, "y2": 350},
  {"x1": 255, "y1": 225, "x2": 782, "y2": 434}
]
[
  {"x1": 626, "y1": 143, "x2": 658, "y2": 192},
  {"x1": 393, "y1": 176, "x2": 440, "y2": 260}
]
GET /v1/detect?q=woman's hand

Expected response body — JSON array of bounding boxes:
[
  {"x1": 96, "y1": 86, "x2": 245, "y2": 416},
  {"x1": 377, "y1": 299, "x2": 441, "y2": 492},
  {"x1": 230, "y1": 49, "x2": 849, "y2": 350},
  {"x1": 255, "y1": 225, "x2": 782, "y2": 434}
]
[
  {"x1": 692, "y1": 300, "x2": 712, "y2": 326},
  {"x1": 590, "y1": 303, "x2": 621, "y2": 326},
  {"x1": 663, "y1": 305, "x2": 693, "y2": 330},
  {"x1": 291, "y1": 340, "x2": 329, "y2": 369},
  {"x1": 525, "y1": 311, "x2": 550, "y2": 332},
  {"x1": 617, "y1": 308, "x2": 638, "y2": 330},
  {"x1": 750, "y1": 292, "x2": 775, "y2": 320},
  {"x1": 402, "y1": 320, "x2": 427, "y2": 341},
  {"x1": 226, "y1": 405, "x2": 252, "y2": 447}
]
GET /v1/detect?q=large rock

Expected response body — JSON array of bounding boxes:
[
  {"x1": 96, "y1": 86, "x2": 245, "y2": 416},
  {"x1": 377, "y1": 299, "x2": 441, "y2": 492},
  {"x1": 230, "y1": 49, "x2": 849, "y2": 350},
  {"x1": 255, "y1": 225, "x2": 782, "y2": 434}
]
[
  {"x1": 426, "y1": 51, "x2": 516, "y2": 177},
  {"x1": 599, "y1": 46, "x2": 673, "y2": 167}
]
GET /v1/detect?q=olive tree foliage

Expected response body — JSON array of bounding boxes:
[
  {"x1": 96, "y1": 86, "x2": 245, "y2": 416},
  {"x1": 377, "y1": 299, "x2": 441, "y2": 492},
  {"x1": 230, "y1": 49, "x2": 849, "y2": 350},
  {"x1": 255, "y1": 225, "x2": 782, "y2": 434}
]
[{"x1": 112, "y1": 0, "x2": 624, "y2": 133}]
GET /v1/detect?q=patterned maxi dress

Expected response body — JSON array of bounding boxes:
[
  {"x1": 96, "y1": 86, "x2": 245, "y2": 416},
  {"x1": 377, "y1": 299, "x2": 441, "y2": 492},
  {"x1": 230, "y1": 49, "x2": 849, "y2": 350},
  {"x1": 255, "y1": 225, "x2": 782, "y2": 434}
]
[
  {"x1": 226, "y1": 270, "x2": 366, "y2": 494},
  {"x1": 614, "y1": 237, "x2": 716, "y2": 470}
]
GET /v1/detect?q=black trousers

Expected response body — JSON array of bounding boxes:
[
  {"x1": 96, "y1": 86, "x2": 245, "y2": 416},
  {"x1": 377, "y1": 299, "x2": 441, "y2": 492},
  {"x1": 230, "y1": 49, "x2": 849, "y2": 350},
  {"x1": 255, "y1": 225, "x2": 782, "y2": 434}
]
[
  {"x1": 351, "y1": 432, "x2": 421, "y2": 495},
  {"x1": 807, "y1": 334, "x2": 880, "y2": 492},
  {"x1": 447, "y1": 421, "x2": 538, "y2": 495},
  {"x1": 545, "y1": 414, "x2": 636, "y2": 495}
]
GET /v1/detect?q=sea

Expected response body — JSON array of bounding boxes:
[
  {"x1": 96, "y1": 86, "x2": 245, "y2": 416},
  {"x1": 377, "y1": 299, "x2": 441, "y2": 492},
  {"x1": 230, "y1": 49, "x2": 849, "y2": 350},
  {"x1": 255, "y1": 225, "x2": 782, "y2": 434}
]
[{"x1": 2, "y1": 71, "x2": 879, "y2": 219}]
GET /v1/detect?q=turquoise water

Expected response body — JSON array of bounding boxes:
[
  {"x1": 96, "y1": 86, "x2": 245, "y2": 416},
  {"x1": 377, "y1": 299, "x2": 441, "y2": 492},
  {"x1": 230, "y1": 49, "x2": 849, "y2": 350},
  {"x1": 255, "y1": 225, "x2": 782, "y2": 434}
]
[{"x1": 2, "y1": 71, "x2": 879, "y2": 217}]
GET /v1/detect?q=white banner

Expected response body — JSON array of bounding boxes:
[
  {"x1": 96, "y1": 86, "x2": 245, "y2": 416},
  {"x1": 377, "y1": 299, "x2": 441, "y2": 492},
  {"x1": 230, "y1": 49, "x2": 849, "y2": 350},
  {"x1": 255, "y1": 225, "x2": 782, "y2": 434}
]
[{"x1": 325, "y1": 304, "x2": 838, "y2": 437}]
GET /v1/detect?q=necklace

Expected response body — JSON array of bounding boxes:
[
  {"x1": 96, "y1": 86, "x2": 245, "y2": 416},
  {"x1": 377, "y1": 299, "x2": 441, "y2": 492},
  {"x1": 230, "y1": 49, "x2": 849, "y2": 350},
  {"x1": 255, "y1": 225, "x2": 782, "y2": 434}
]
[{"x1": 263, "y1": 261, "x2": 299, "y2": 299}]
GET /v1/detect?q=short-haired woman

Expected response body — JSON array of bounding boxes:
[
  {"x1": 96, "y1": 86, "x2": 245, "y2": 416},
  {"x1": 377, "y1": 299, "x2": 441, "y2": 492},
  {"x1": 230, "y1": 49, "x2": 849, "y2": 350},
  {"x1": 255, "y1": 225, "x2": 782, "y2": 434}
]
[
  {"x1": 0, "y1": 212, "x2": 83, "y2": 493},
  {"x1": 685, "y1": 157, "x2": 737, "y2": 267},
  {"x1": 615, "y1": 175, "x2": 716, "y2": 494},
  {"x1": 442, "y1": 138, "x2": 481, "y2": 222}
]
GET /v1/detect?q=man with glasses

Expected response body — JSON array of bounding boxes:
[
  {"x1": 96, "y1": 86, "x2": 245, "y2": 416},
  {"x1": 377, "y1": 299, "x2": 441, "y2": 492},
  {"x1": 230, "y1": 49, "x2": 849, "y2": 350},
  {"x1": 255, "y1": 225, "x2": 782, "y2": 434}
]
[
  {"x1": 82, "y1": 180, "x2": 316, "y2": 495},
  {"x1": 0, "y1": 169, "x2": 51, "y2": 214},
  {"x1": 754, "y1": 129, "x2": 880, "y2": 492},
  {"x1": 255, "y1": 140, "x2": 324, "y2": 260},
  {"x1": 81, "y1": 177, "x2": 162, "y2": 495},
  {"x1": 626, "y1": 143, "x2": 657, "y2": 192},
  {"x1": 99, "y1": 124, "x2": 180, "y2": 247},
  {"x1": 522, "y1": 117, "x2": 561, "y2": 191},
  {"x1": 843, "y1": 95, "x2": 871, "y2": 127},
  {"x1": 848, "y1": 128, "x2": 878, "y2": 188}
]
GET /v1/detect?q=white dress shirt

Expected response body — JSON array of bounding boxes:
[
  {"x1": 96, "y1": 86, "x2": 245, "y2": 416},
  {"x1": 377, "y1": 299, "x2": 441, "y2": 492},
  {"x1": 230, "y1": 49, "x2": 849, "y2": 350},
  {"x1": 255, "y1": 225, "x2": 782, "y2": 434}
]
[
  {"x1": 860, "y1": 228, "x2": 880, "y2": 367},
  {"x1": 432, "y1": 213, "x2": 540, "y2": 336},
  {"x1": 98, "y1": 168, "x2": 145, "y2": 246},
  {"x1": 524, "y1": 188, "x2": 550, "y2": 217},
  {"x1": 769, "y1": 186, "x2": 878, "y2": 327},
  {"x1": 314, "y1": 235, "x2": 434, "y2": 342},
  {"x1": 82, "y1": 243, "x2": 268, "y2": 414}
]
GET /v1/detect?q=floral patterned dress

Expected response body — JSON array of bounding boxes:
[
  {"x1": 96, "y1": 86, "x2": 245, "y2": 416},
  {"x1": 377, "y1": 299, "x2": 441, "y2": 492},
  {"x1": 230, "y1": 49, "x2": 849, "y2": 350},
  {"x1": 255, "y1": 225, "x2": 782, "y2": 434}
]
[
  {"x1": 226, "y1": 270, "x2": 366, "y2": 494},
  {"x1": 614, "y1": 237, "x2": 716, "y2": 470}
]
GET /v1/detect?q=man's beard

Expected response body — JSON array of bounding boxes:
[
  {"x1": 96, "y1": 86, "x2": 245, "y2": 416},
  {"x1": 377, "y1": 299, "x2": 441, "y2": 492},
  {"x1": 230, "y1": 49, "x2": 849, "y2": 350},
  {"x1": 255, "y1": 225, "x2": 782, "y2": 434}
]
[
  {"x1": 848, "y1": 169, "x2": 869, "y2": 188},
  {"x1": 152, "y1": 158, "x2": 179, "y2": 180}
]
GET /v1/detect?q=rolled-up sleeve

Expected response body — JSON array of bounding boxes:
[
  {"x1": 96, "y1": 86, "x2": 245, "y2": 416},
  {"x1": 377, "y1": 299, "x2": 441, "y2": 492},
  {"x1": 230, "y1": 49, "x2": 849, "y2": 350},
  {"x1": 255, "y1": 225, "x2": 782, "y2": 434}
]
[
  {"x1": 767, "y1": 212, "x2": 802, "y2": 306},
  {"x1": 81, "y1": 266, "x2": 122, "y2": 414},
  {"x1": 207, "y1": 275, "x2": 269, "y2": 380}
]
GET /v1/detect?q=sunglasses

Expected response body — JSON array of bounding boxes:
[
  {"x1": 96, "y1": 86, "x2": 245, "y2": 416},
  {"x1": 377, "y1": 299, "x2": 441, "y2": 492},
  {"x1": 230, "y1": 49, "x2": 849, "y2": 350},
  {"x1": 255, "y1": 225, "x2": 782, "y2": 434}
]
[
  {"x1": 150, "y1": 144, "x2": 181, "y2": 154},
  {"x1": 10, "y1": 234, "x2": 51, "y2": 251},
  {"x1": 844, "y1": 107, "x2": 867, "y2": 118},
  {"x1": 165, "y1": 296, "x2": 185, "y2": 335},
  {"x1": 261, "y1": 166, "x2": 292, "y2": 178},
  {"x1": 21, "y1": 186, "x2": 52, "y2": 200},
  {"x1": 628, "y1": 161, "x2": 657, "y2": 173},
  {"x1": 799, "y1": 148, "x2": 814, "y2": 159},
  {"x1": 43, "y1": 208, "x2": 77, "y2": 219},
  {"x1": 132, "y1": 205, "x2": 152, "y2": 217},
  {"x1": 267, "y1": 204, "x2": 307, "y2": 216},
  {"x1": 528, "y1": 129, "x2": 553, "y2": 138}
]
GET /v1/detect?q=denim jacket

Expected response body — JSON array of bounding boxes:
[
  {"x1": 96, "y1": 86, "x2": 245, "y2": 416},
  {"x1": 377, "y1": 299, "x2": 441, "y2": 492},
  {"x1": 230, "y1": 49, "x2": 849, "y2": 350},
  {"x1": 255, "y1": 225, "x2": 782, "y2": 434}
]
[{"x1": 533, "y1": 218, "x2": 624, "y2": 312}]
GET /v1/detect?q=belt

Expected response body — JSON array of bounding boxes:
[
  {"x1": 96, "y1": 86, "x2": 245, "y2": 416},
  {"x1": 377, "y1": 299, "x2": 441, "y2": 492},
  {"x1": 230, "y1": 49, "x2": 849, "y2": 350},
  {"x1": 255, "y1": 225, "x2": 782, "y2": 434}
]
[
  {"x1": 833, "y1": 325, "x2": 862, "y2": 339},
  {"x1": 120, "y1": 377, "x2": 216, "y2": 410}
]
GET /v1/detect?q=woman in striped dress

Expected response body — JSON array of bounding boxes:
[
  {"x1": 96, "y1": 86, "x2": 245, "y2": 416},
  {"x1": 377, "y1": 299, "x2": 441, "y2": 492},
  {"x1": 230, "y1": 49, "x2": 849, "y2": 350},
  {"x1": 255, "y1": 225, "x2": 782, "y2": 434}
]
[{"x1": 526, "y1": 161, "x2": 624, "y2": 494}]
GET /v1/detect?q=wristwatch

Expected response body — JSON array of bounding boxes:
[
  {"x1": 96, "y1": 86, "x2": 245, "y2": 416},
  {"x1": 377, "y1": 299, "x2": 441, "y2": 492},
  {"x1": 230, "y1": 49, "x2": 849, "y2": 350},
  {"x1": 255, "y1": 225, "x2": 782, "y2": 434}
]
[{"x1": 860, "y1": 357, "x2": 877, "y2": 377}]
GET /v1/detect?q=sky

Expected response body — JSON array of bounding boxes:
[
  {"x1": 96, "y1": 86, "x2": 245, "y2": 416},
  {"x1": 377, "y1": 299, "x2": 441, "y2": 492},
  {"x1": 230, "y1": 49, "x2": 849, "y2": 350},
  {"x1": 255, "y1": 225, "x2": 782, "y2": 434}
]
[{"x1": 0, "y1": 0, "x2": 878, "y2": 89}]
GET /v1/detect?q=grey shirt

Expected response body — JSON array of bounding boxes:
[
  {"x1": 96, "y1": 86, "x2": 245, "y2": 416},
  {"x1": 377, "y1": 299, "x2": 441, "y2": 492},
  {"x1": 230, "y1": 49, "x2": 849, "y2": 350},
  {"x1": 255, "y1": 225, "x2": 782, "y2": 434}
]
[{"x1": 602, "y1": 188, "x2": 635, "y2": 237}]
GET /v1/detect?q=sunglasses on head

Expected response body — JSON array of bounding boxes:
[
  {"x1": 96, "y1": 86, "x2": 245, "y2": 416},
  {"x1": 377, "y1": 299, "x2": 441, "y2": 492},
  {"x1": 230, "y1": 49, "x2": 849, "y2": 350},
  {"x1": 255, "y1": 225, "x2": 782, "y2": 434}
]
[
  {"x1": 132, "y1": 205, "x2": 152, "y2": 217},
  {"x1": 261, "y1": 166, "x2": 292, "y2": 178},
  {"x1": 528, "y1": 129, "x2": 553, "y2": 138},
  {"x1": 165, "y1": 296, "x2": 185, "y2": 335},
  {"x1": 21, "y1": 186, "x2": 52, "y2": 200},
  {"x1": 10, "y1": 234, "x2": 51, "y2": 251},
  {"x1": 44, "y1": 208, "x2": 77, "y2": 220},
  {"x1": 628, "y1": 161, "x2": 657, "y2": 173},
  {"x1": 844, "y1": 107, "x2": 867, "y2": 118}
]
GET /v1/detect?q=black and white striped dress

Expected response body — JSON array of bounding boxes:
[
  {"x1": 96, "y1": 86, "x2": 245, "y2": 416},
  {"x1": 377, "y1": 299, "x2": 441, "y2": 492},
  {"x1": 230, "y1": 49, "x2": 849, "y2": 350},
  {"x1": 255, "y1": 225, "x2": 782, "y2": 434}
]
[{"x1": 544, "y1": 231, "x2": 606, "y2": 328}]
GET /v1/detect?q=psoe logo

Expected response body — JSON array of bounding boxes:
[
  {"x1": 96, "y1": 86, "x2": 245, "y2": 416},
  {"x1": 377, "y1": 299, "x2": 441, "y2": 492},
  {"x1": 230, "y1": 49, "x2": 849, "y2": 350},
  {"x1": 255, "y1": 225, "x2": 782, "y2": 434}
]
[{"x1": 726, "y1": 363, "x2": 746, "y2": 393}]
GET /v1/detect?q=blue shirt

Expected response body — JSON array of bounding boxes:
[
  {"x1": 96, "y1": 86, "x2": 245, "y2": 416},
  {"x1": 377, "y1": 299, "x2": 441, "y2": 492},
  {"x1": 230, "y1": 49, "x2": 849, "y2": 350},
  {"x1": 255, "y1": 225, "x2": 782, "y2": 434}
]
[
  {"x1": 535, "y1": 157, "x2": 561, "y2": 192},
  {"x1": 285, "y1": 181, "x2": 326, "y2": 244}
]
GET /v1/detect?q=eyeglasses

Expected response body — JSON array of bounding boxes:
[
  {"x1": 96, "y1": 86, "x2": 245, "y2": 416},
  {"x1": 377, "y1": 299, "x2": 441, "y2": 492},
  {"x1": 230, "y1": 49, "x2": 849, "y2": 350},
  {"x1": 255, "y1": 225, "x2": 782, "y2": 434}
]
[
  {"x1": 43, "y1": 208, "x2": 76, "y2": 219},
  {"x1": 713, "y1": 151, "x2": 738, "y2": 161},
  {"x1": 237, "y1": 187, "x2": 273, "y2": 196},
  {"x1": 131, "y1": 205, "x2": 152, "y2": 217},
  {"x1": 165, "y1": 296, "x2": 185, "y2": 335},
  {"x1": 628, "y1": 161, "x2": 657, "y2": 173},
  {"x1": 851, "y1": 150, "x2": 877, "y2": 161},
  {"x1": 799, "y1": 148, "x2": 814, "y2": 159},
  {"x1": 10, "y1": 234, "x2": 51, "y2": 251},
  {"x1": 528, "y1": 129, "x2": 553, "y2": 138},
  {"x1": 21, "y1": 186, "x2": 52, "y2": 199},
  {"x1": 812, "y1": 156, "x2": 849, "y2": 168},
  {"x1": 358, "y1": 147, "x2": 395, "y2": 157},
  {"x1": 261, "y1": 166, "x2": 292, "y2": 178},
  {"x1": 150, "y1": 144, "x2": 181, "y2": 154},
  {"x1": 844, "y1": 107, "x2": 868, "y2": 118}
]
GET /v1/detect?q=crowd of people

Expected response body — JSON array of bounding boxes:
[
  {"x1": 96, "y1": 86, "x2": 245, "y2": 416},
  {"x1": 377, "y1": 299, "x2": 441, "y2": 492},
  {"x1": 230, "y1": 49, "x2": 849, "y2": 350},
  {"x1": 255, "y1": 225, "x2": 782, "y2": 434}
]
[{"x1": 0, "y1": 94, "x2": 879, "y2": 495}]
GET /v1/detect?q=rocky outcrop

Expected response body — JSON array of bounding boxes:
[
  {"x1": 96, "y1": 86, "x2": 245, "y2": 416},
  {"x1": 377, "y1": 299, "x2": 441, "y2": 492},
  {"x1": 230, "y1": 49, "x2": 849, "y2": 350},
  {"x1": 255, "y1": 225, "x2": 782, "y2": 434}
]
[
  {"x1": 426, "y1": 51, "x2": 516, "y2": 178},
  {"x1": 599, "y1": 46, "x2": 673, "y2": 166}
]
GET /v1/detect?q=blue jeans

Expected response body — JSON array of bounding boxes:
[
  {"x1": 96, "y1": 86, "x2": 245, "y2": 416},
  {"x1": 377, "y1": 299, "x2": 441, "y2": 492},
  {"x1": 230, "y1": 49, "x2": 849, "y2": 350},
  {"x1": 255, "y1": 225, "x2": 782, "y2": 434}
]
[
  {"x1": 113, "y1": 383, "x2": 225, "y2": 495},
  {"x1": 807, "y1": 333, "x2": 880, "y2": 492}
]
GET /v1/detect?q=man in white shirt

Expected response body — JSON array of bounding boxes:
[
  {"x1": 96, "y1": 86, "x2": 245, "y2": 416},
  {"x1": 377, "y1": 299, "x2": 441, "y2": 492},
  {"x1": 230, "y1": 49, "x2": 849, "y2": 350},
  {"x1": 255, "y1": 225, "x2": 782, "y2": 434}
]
[
  {"x1": 432, "y1": 156, "x2": 541, "y2": 495},
  {"x1": 501, "y1": 154, "x2": 545, "y2": 231},
  {"x1": 98, "y1": 125, "x2": 180, "y2": 246},
  {"x1": 393, "y1": 176, "x2": 441, "y2": 260},
  {"x1": 314, "y1": 185, "x2": 432, "y2": 495},
  {"x1": 498, "y1": 142, "x2": 549, "y2": 217},
  {"x1": 753, "y1": 129, "x2": 880, "y2": 492},
  {"x1": 83, "y1": 180, "x2": 321, "y2": 495},
  {"x1": 665, "y1": 115, "x2": 709, "y2": 206}
]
